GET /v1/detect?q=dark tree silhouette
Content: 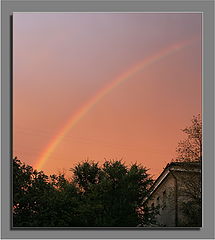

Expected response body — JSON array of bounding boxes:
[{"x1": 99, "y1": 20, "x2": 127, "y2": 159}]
[
  {"x1": 172, "y1": 114, "x2": 202, "y2": 227},
  {"x1": 13, "y1": 157, "x2": 80, "y2": 227},
  {"x1": 179, "y1": 167, "x2": 202, "y2": 227},
  {"x1": 175, "y1": 114, "x2": 202, "y2": 162},
  {"x1": 71, "y1": 159, "x2": 155, "y2": 227},
  {"x1": 13, "y1": 158, "x2": 156, "y2": 227}
]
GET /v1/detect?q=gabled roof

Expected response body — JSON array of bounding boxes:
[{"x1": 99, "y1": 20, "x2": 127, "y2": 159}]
[{"x1": 143, "y1": 161, "x2": 201, "y2": 204}]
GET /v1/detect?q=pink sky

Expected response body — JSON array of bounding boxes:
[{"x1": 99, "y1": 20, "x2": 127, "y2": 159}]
[{"x1": 13, "y1": 13, "x2": 202, "y2": 178}]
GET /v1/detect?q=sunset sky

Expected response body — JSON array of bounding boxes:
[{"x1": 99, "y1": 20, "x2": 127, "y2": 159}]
[{"x1": 13, "y1": 13, "x2": 202, "y2": 178}]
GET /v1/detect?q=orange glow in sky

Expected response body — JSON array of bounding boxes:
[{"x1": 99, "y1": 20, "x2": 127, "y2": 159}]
[{"x1": 13, "y1": 13, "x2": 202, "y2": 178}]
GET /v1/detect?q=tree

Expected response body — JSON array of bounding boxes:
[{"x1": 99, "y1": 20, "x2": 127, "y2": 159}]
[
  {"x1": 13, "y1": 158, "x2": 156, "y2": 227},
  {"x1": 172, "y1": 114, "x2": 202, "y2": 227},
  {"x1": 71, "y1": 159, "x2": 155, "y2": 227},
  {"x1": 13, "y1": 157, "x2": 80, "y2": 227},
  {"x1": 13, "y1": 157, "x2": 55, "y2": 226},
  {"x1": 72, "y1": 161, "x2": 102, "y2": 192},
  {"x1": 179, "y1": 168, "x2": 202, "y2": 227},
  {"x1": 175, "y1": 114, "x2": 202, "y2": 162}
]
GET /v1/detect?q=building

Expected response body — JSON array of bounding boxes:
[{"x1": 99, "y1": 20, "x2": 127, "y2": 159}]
[{"x1": 143, "y1": 161, "x2": 201, "y2": 227}]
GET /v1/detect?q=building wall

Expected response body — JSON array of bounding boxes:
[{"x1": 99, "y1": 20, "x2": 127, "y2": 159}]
[
  {"x1": 146, "y1": 168, "x2": 201, "y2": 227},
  {"x1": 146, "y1": 174, "x2": 176, "y2": 227}
]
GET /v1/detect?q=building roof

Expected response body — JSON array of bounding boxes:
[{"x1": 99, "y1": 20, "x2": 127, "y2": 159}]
[{"x1": 143, "y1": 161, "x2": 201, "y2": 204}]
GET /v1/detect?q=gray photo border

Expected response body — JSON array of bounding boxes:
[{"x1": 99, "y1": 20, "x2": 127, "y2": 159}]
[{"x1": 1, "y1": 0, "x2": 214, "y2": 239}]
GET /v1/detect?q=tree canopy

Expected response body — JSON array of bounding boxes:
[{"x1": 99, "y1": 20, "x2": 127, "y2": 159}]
[
  {"x1": 13, "y1": 157, "x2": 155, "y2": 227},
  {"x1": 175, "y1": 114, "x2": 202, "y2": 162}
]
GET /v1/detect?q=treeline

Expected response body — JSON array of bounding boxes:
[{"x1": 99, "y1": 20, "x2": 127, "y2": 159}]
[
  {"x1": 13, "y1": 158, "x2": 156, "y2": 227},
  {"x1": 13, "y1": 115, "x2": 202, "y2": 227}
]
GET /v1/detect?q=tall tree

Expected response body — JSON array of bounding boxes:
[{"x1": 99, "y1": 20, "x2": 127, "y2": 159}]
[
  {"x1": 172, "y1": 114, "x2": 202, "y2": 227},
  {"x1": 179, "y1": 167, "x2": 202, "y2": 227},
  {"x1": 13, "y1": 157, "x2": 80, "y2": 227},
  {"x1": 13, "y1": 157, "x2": 55, "y2": 226},
  {"x1": 71, "y1": 159, "x2": 155, "y2": 227},
  {"x1": 175, "y1": 114, "x2": 202, "y2": 162}
]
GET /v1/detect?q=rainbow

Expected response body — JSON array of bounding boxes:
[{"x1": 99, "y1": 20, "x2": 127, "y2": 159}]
[{"x1": 34, "y1": 37, "x2": 196, "y2": 171}]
